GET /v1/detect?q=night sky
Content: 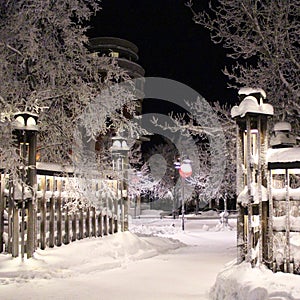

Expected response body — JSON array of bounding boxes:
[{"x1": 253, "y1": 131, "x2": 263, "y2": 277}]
[{"x1": 88, "y1": 0, "x2": 236, "y2": 114}]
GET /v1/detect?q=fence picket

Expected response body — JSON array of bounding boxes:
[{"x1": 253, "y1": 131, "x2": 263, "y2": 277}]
[
  {"x1": 64, "y1": 206, "x2": 70, "y2": 244},
  {"x1": 12, "y1": 206, "x2": 19, "y2": 257},
  {"x1": 72, "y1": 213, "x2": 77, "y2": 242},
  {"x1": 1, "y1": 191, "x2": 122, "y2": 256},
  {"x1": 85, "y1": 207, "x2": 90, "y2": 238},
  {"x1": 92, "y1": 207, "x2": 96, "y2": 237},
  {"x1": 49, "y1": 197, "x2": 55, "y2": 248},
  {"x1": 79, "y1": 208, "x2": 84, "y2": 240},
  {"x1": 0, "y1": 175, "x2": 5, "y2": 253},
  {"x1": 97, "y1": 212, "x2": 102, "y2": 237}
]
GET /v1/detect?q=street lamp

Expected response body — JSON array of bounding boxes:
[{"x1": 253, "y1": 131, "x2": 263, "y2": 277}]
[
  {"x1": 178, "y1": 158, "x2": 192, "y2": 231},
  {"x1": 13, "y1": 111, "x2": 39, "y2": 259},
  {"x1": 173, "y1": 160, "x2": 181, "y2": 219},
  {"x1": 111, "y1": 134, "x2": 129, "y2": 231}
]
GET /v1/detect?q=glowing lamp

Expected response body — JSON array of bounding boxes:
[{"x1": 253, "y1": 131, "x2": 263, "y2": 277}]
[{"x1": 179, "y1": 159, "x2": 192, "y2": 178}]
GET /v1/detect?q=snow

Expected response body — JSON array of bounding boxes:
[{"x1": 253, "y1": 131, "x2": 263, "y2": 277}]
[
  {"x1": 238, "y1": 87, "x2": 267, "y2": 99},
  {"x1": 273, "y1": 215, "x2": 286, "y2": 231},
  {"x1": 237, "y1": 183, "x2": 268, "y2": 206},
  {"x1": 4, "y1": 182, "x2": 32, "y2": 199},
  {"x1": 36, "y1": 162, "x2": 74, "y2": 173},
  {"x1": 0, "y1": 217, "x2": 300, "y2": 299},
  {"x1": 272, "y1": 187, "x2": 300, "y2": 200},
  {"x1": 231, "y1": 95, "x2": 274, "y2": 118},
  {"x1": 210, "y1": 261, "x2": 300, "y2": 300},
  {"x1": 291, "y1": 216, "x2": 300, "y2": 231},
  {"x1": 268, "y1": 147, "x2": 300, "y2": 164},
  {"x1": 270, "y1": 131, "x2": 297, "y2": 147},
  {"x1": 273, "y1": 122, "x2": 292, "y2": 132}
]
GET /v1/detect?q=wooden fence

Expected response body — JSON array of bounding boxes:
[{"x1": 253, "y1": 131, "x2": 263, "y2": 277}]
[{"x1": 0, "y1": 176, "x2": 121, "y2": 257}]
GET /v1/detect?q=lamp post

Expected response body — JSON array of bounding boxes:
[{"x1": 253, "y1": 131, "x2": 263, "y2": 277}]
[
  {"x1": 13, "y1": 111, "x2": 39, "y2": 259},
  {"x1": 176, "y1": 158, "x2": 192, "y2": 231},
  {"x1": 111, "y1": 135, "x2": 129, "y2": 231},
  {"x1": 173, "y1": 160, "x2": 181, "y2": 219}
]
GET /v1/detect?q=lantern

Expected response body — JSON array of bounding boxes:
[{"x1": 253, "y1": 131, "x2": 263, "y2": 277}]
[{"x1": 179, "y1": 159, "x2": 192, "y2": 178}]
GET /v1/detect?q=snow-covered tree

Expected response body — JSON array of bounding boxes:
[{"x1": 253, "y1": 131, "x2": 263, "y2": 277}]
[
  {"x1": 145, "y1": 140, "x2": 179, "y2": 201},
  {"x1": 0, "y1": 0, "x2": 138, "y2": 169},
  {"x1": 152, "y1": 97, "x2": 236, "y2": 208},
  {"x1": 127, "y1": 163, "x2": 153, "y2": 200},
  {"x1": 187, "y1": 0, "x2": 300, "y2": 129},
  {"x1": 0, "y1": 118, "x2": 21, "y2": 175}
]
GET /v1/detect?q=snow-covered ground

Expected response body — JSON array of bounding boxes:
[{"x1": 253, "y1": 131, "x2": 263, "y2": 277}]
[{"x1": 0, "y1": 216, "x2": 300, "y2": 299}]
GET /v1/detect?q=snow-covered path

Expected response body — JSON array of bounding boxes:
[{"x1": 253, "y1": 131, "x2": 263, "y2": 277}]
[
  {"x1": 0, "y1": 219, "x2": 236, "y2": 300},
  {"x1": 97, "y1": 235, "x2": 235, "y2": 300}
]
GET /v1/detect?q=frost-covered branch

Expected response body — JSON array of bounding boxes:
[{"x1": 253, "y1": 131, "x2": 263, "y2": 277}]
[
  {"x1": 187, "y1": 0, "x2": 300, "y2": 130},
  {"x1": 0, "y1": 0, "x2": 141, "y2": 205}
]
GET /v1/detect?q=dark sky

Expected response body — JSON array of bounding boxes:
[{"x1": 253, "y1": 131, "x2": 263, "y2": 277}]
[{"x1": 88, "y1": 0, "x2": 236, "y2": 113}]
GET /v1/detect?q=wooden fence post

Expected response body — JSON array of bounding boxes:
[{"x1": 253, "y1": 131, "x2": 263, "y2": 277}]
[
  {"x1": 121, "y1": 203, "x2": 125, "y2": 232},
  {"x1": 0, "y1": 174, "x2": 5, "y2": 253},
  {"x1": 33, "y1": 203, "x2": 37, "y2": 251},
  {"x1": 27, "y1": 199, "x2": 36, "y2": 257},
  {"x1": 35, "y1": 196, "x2": 40, "y2": 249},
  {"x1": 49, "y1": 197, "x2": 55, "y2": 248},
  {"x1": 56, "y1": 180, "x2": 62, "y2": 247},
  {"x1": 97, "y1": 212, "x2": 102, "y2": 237},
  {"x1": 71, "y1": 212, "x2": 77, "y2": 242},
  {"x1": 40, "y1": 196, "x2": 46, "y2": 250},
  {"x1": 91, "y1": 207, "x2": 96, "y2": 237},
  {"x1": 79, "y1": 208, "x2": 84, "y2": 240},
  {"x1": 64, "y1": 206, "x2": 69, "y2": 244},
  {"x1": 40, "y1": 176, "x2": 46, "y2": 250},
  {"x1": 12, "y1": 205, "x2": 19, "y2": 257},
  {"x1": 114, "y1": 217, "x2": 118, "y2": 233},
  {"x1": 109, "y1": 216, "x2": 113, "y2": 235},
  {"x1": 27, "y1": 130, "x2": 38, "y2": 259},
  {"x1": 7, "y1": 204, "x2": 12, "y2": 254},
  {"x1": 103, "y1": 214, "x2": 108, "y2": 236},
  {"x1": 85, "y1": 207, "x2": 90, "y2": 238},
  {"x1": 7, "y1": 180, "x2": 14, "y2": 254}
]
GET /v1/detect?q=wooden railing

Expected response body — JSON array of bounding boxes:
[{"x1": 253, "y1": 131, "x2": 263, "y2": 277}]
[{"x1": 0, "y1": 193, "x2": 119, "y2": 257}]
